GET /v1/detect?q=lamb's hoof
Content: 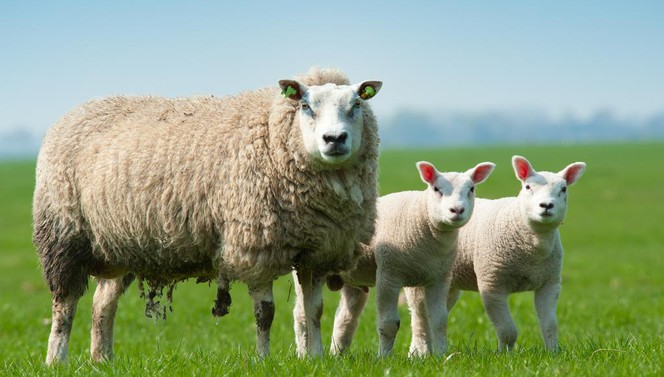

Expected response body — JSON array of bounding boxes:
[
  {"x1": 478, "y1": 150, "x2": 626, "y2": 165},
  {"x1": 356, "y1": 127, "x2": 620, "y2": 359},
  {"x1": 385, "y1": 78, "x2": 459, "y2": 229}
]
[
  {"x1": 326, "y1": 275, "x2": 344, "y2": 291},
  {"x1": 212, "y1": 288, "x2": 231, "y2": 317}
]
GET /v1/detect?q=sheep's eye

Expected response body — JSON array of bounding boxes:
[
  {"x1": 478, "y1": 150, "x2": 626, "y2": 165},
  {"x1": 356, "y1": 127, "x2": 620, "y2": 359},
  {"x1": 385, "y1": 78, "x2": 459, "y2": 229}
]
[
  {"x1": 301, "y1": 102, "x2": 310, "y2": 110},
  {"x1": 562, "y1": 186, "x2": 567, "y2": 193},
  {"x1": 347, "y1": 101, "x2": 361, "y2": 117},
  {"x1": 470, "y1": 186, "x2": 475, "y2": 193},
  {"x1": 525, "y1": 185, "x2": 531, "y2": 190},
  {"x1": 433, "y1": 186, "x2": 440, "y2": 194}
]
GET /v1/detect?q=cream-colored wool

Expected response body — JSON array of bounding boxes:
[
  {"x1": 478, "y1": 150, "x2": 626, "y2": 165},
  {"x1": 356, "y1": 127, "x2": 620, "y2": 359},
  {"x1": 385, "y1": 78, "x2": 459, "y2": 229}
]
[
  {"x1": 442, "y1": 155, "x2": 586, "y2": 352},
  {"x1": 33, "y1": 68, "x2": 381, "y2": 363},
  {"x1": 329, "y1": 161, "x2": 495, "y2": 356}
]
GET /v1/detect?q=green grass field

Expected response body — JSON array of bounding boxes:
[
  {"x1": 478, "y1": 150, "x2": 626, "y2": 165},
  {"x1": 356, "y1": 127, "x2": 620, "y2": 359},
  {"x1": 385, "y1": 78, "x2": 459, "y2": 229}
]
[{"x1": 1, "y1": 142, "x2": 663, "y2": 376}]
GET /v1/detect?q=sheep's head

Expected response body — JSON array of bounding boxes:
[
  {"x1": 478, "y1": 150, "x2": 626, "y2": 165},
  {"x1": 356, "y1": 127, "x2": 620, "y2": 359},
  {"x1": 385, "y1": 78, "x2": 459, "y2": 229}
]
[
  {"x1": 279, "y1": 79, "x2": 382, "y2": 166},
  {"x1": 512, "y1": 155, "x2": 586, "y2": 229},
  {"x1": 417, "y1": 161, "x2": 495, "y2": 230}
]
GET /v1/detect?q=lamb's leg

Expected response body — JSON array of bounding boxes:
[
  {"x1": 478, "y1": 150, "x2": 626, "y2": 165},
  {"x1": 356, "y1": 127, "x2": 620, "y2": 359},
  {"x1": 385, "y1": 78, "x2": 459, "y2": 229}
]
[
  {"x1": 249, "y1": 283, "x2": 275, "y2": 358},
  {"x1": 535, "y1": 281, "x2": 561, "y2": 352},
  {"x1": 293, "y1": 269, "x2": 324, "y2": 357},
  {"x1": 90, "y1": 274, "x2": 134, "y2": 362},
  {"x1": 446, "y1": 287, "x2": 462, "y2": 311},
  {"x1": 480, "y1": 290, "x2": 517, "y2": 351},
  {"x1": 376, "y1": 277, "x2": 401, "y2": 357},
  {"x1": 404, "y1": 286, "x2": 430, "y2": 357},
  {"x1": 424, "y1": 279, "x2": 450, "y2": 355},
  {"x1": 46, "y1": 295, "x2": 79, "y2": 365},
  {"x1": 330, "y1": 285, "x2": 368, "y2": 355}
]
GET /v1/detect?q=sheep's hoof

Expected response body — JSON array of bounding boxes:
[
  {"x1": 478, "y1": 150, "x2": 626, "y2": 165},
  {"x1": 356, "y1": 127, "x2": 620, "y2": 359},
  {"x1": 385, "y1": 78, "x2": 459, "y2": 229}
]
[
  {"x1": 326, "y1": 275, "x2": 344, "y2": 291},
  {"x1": 212, "y1": 287, "x2": 231, "y2": 317}
]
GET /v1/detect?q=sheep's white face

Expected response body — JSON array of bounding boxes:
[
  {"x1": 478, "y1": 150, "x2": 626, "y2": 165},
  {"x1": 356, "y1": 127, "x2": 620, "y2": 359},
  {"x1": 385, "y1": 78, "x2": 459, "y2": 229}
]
[
  {"x1": 417, "y1": 161, "x2": 496, "y2": 230},
  {"x1": 279, "y1": 79, "x2": 382, "y2": 166},
  {"x1": 513, "y1": 156, "x2": 586, "y2": 228}
]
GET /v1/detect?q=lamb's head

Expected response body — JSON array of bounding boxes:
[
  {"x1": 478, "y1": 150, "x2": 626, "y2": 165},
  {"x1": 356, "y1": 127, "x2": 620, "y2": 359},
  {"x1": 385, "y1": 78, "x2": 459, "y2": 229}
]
[
  {"x1": 417, "y1": 161, "x2": 495, "y2": 230},
  {"x1": 279, "y1": 79, "x2": 382, "y2": 166},
  {"x1": 512, "y1": 155, "x2": 586, "y2": 229}
]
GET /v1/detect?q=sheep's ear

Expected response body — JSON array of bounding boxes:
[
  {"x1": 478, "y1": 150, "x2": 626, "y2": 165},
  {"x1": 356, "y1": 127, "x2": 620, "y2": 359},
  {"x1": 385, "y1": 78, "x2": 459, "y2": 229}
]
[
  {"x1": 416, "y1": 161, "x2": 438, "y2": 185},
  {"x1": 512, "y1": 155, "x2": 535, "y2": 182},
  {"x1": 356, "y1": 81, "x2": 382, "y2": 100},
  {"x1": 558, "y1": 162, "x2": 586, "y2": 186},
  {"x1": 467, "y1": 162, "x2": 496, "y2": 185},
  {"x1": 278, "y1": 80, "x2": 307, "y2": 101}
]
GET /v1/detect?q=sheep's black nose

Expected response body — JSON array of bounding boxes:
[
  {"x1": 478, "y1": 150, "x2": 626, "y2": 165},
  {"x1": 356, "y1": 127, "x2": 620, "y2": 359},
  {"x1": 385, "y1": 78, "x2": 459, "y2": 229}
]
[
  {"x1": 450, "y1": 207, "x2": 465, "y2": 214},
  {"x1": 323, "y1": 132, "x2": 348, "y2": 145},
  {"x1": 539, "y1": 202, "x2": 554, "y2": 210}
]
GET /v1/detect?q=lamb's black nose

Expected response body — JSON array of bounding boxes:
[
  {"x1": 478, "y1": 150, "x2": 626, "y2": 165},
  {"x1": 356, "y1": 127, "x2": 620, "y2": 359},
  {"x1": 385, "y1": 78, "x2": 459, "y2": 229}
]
[
  {"x1": 539, "y1": 202, "x2": 554, "y2": 210},
  {"x1": 450, "y1": 207, "x2": 465, "y2": 215}
]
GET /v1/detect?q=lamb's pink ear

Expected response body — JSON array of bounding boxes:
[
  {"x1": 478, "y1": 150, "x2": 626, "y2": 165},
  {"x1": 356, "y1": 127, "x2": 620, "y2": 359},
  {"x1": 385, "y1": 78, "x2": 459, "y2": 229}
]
[
  {"x1": 559, "y1": 162, "x2": 586, "y2": 186},
  {"x1": 467, "y1": 162, "x2": 496, "y2": 184},
  {"x1": 416, "y1": 161, "x2": 438, "y2": 185},
  {"x1": 278, "y1": 79, "x2": 307, "y2": 101},
  {"x1": 512, "y1": 155, "x2": 535, "y2": 182}
]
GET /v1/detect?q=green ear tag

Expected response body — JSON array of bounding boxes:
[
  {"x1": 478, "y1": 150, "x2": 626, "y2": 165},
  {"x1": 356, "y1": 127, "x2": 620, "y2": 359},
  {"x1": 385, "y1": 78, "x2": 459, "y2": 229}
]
[
  {"x1": 361, "y1": 86, "x2": 376, "y2": 99},
  {"x1": 281, "y1": 85, "x2": 297, "y2": 98}
]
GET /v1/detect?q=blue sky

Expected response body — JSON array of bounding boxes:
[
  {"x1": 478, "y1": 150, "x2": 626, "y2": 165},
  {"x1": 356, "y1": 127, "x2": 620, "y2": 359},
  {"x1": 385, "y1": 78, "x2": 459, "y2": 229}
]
[{"x1": 1, "y1": 1, "x2": 663, "y2": 135}]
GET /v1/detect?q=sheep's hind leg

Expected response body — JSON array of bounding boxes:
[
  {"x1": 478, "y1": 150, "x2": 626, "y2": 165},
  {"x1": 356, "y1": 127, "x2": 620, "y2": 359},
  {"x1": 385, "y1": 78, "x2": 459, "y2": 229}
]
[
  {"x1": 480, "y1": 290, "x2": 517, "y2": 351},
  {"x1": 46, "y1": 295, "x2": 80, "y2": 365},
  {"x1": 330, "y1": 284, "x2": 368, "y2": 355},
  {"x1": 90, "y1": 274, "x2": 134, "y2": 362},
  {"x1": 39, "y1": 233, "x2": 91, "y2": 365},
  {"x1": 293, "y1": 269, "x2": 324, "y2": 357},
  {"x1": 249, "y1": 283, "x2": 275, "y2": 358}
]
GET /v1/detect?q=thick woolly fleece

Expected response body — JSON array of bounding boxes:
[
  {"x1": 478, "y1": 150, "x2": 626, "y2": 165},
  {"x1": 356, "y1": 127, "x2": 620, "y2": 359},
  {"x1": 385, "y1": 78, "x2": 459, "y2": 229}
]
[
  {"x1": 33, "y1": 68, "x2": 379, "y2": 301},
  {"x1": 451, "y1": 197, "x2": 563, "y2": 294}
]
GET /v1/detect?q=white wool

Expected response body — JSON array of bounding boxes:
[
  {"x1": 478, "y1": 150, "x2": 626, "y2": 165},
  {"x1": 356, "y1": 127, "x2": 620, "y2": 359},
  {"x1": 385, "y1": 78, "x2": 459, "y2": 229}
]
[
  {"x1": 329, "y1": 161, "x2": 495, "y2": 356},
  {"x1": 442, "y1": 155, "x2": 586, "y2": 352}
]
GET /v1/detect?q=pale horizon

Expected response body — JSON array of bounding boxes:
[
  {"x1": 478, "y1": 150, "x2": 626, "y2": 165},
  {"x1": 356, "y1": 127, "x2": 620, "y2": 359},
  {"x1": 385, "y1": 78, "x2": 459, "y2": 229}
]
[{"x1": 2, "y1": 1, "x2": 663, "y2": 137}]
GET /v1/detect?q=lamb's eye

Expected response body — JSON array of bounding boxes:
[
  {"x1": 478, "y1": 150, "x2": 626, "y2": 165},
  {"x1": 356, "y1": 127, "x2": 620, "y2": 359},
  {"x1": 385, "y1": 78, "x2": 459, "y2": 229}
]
[
  {"x1": 525, "y1": 185, "x2": 531, "y2": 190},
  {"x1": 470, "y1": 186, "x2": 475, "y2": 193},
  {"x1": 353, "y1": 100, "x2": 361, "y2": 108},
  {"x1": 433, "y1": 186, "x2": 440, "y2": 194},
  {"x1": 562, "y1": 186, "x2": 567, "y2": 193}
]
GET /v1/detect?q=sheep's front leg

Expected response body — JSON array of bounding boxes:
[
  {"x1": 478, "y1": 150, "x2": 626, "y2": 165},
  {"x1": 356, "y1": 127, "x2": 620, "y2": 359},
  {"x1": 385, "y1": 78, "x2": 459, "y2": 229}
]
[
  {"x1": 293, "y1": 269, "x2": 324, "y2": 357},
  {"x1": 424, "y1": 278, "x2": 450, "y2": 355},
  {"x1": 90, "y1": 274, "x2": 134, "y2": 362},
  {"x1": 479, "y1": 290, "x2": 517, "y2": 351},
  {"x1": 404, "y1": 286, "x2": 430, "y2": 357},
  {"x1": 376, "y1": 277, "x2": 401, "y2": 357},
  {"x1": 330, "y1": 285, "x2": 368, "y2": 355},
  {"x1": 535, "y1": 281, "x2": 561, "y2": 352},
  {"x1": 249, "y1": 283, "x2": 275, "y2": 358}
]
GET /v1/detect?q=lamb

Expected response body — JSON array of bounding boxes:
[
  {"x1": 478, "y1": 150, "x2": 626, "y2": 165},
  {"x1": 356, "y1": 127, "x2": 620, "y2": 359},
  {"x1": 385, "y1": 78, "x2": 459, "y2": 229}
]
[
  {"x1": 329, "y1": 161, "x2": 495, "y2": 356},
  {"x1": 33, "y1": 67, "x2": 383, "y2": 364},
  {"x1": 408, "y1": 155, "x2": 586, "y2": 352}
]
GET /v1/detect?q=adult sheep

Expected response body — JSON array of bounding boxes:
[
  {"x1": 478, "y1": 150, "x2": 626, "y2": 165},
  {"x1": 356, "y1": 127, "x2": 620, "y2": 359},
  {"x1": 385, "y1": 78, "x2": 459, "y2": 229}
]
[{"x1": 33, "y1": 67, "x2": 382, "y2": 364}]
